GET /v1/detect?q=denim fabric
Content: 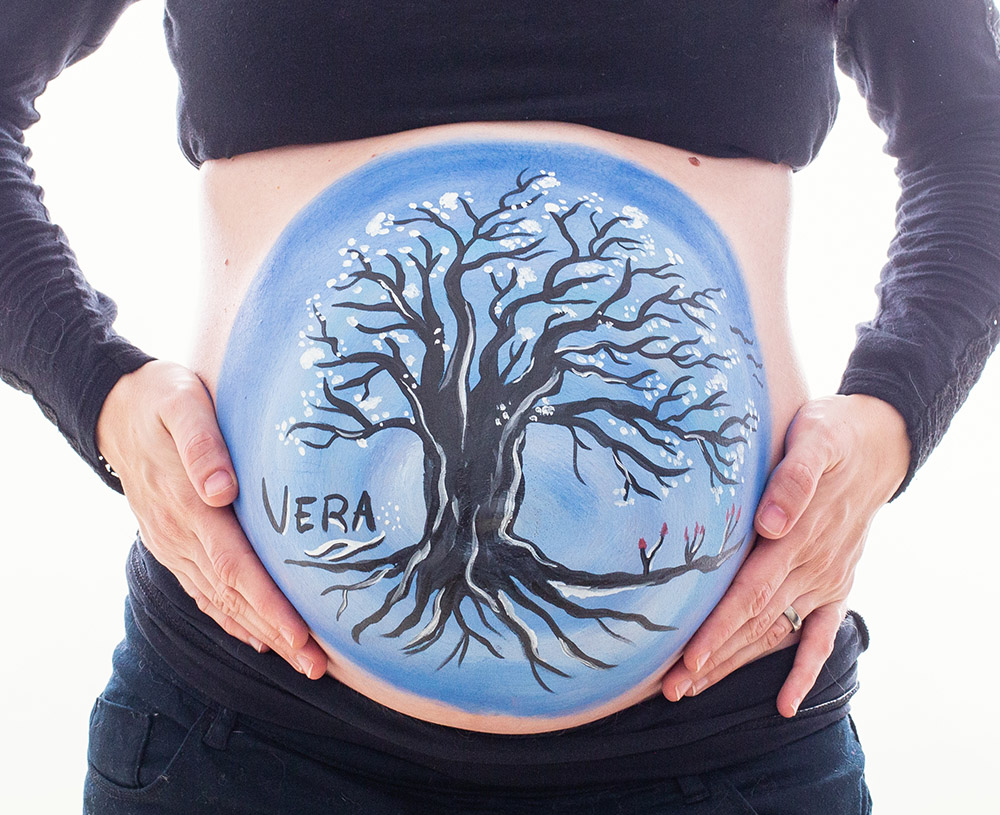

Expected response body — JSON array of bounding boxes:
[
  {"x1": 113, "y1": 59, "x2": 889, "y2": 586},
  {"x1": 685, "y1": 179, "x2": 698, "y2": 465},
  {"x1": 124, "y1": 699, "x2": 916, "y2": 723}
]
[
  {"x1": 124, "y1": 539, "x2": 868, "y2": 788},
  {"x1": 84, "y1": 610, "x2": 872, "y2": 815}
]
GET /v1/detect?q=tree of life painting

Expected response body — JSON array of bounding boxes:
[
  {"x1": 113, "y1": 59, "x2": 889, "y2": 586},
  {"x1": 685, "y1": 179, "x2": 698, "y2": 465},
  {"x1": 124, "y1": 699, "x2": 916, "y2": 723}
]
[{"x1": 216, "y1": 141, "x2": 771, "y2": 717}]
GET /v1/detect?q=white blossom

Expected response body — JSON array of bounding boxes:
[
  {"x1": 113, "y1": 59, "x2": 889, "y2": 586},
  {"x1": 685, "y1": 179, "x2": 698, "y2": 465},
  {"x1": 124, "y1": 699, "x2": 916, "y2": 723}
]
[
  {"x1": 621, "y1": 205, "x2": 649, "y2": 229},
  {"x1": 299, "y1": 347, "x2": 324, "y2": 369},
  {"x1": 516, "y1": 266, "x2": 537, "y2": 289},
  {"x1": 365, "y1": 211, "x2": 390, "y2": 236}
]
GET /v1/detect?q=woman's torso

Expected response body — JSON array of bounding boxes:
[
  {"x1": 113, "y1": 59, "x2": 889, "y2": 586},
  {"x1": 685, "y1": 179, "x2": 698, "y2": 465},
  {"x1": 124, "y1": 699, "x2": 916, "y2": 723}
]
[{"x1": 186, "y1": 121, "x2": 808, "y2": 733}]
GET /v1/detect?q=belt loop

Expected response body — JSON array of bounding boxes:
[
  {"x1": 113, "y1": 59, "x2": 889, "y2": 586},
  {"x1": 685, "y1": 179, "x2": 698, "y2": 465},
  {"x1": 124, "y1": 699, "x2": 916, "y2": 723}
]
[
  {"x1": 676, "y1": 774, "x2": 711, "y2": 805},
  {"x1": 202, "y1": 707, "x2": 237, "y2": 751}
]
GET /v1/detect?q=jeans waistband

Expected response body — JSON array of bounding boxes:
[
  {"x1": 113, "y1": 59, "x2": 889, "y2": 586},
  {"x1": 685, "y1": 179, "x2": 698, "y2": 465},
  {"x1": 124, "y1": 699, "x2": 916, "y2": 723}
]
[{"x1": 123, "y1": 537, "x2": 865, "y2": 788}]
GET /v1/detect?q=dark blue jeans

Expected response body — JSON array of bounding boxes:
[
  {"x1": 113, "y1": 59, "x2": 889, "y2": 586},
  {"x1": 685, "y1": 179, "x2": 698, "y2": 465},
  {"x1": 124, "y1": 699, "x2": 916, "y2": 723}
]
[{"x1": 84, "y1": 623, "x2": 873, "y2": 815}]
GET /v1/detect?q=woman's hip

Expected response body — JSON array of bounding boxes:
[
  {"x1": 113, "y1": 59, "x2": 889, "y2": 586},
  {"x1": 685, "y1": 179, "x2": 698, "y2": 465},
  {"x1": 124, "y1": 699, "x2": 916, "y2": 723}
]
[{"x1": 83, "y1": 589, "x2": 871, "y2": 814}]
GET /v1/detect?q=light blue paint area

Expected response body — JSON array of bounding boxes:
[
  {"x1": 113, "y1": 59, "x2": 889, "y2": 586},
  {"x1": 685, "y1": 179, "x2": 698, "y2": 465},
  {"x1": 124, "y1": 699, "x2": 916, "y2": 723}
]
[{"x1": 216, "y1": 140, "x2": 771, "y2": 718}]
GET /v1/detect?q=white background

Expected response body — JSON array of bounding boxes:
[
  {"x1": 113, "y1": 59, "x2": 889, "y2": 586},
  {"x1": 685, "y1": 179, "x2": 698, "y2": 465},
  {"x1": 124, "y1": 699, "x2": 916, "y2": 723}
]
[{"x1": 1, "y1": 4, "x2": 997, "y2": 812}]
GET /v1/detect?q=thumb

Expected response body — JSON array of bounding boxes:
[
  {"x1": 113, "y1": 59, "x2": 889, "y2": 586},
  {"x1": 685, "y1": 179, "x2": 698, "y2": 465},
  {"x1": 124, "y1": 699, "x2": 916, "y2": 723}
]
[
  {"x1": 162, "y1": 375, "x2": 240, "y2": 507},
  {"x1": 754, "y1": 425, "x2": 832, "y2": 539}
]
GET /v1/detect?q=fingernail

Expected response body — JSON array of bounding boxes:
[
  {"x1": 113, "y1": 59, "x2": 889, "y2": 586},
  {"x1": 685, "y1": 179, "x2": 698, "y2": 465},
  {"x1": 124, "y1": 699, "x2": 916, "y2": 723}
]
[
  {"x1": 674, "y1": 679, "x2": 692, "y2": 699},
  {"x1": 248, "y1": 635, "x2": 264, "y2": 653},
  {"x1": 693, "y1": 651, "x2": 710, "y2": 673},
  {"x1": 296, "y1": 654, "x2": 315, "y2": 678},
  {"x1": 204, "y1": 470, "x2": 234, "y2": 497},
  {"x1": 690, "y1": 677, "x2": 709, "y2": 695},
  {"x1": 280, "y1": 626, "x2": 297, "y2": 648},
  {"x1": 758, "y1": 503, "x2": 787, "y2": 536},
  {"x1": 790, "y1": 697, "x2": 802, "y2": 716}
]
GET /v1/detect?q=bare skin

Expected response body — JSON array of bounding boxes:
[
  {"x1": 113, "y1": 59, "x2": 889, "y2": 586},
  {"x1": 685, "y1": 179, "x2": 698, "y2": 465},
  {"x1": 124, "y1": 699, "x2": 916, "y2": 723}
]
[{"x1": 96, "y1": 121, "x2": 910, "y2": 732}]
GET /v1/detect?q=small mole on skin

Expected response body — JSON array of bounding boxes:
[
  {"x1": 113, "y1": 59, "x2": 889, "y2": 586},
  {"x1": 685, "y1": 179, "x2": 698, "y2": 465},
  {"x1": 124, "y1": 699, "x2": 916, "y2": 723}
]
[
  {"x1": 224, "y1": 258, "x2": 229, "y2": 266},
  {"x1": 688, "y1": 156, "x2": 701, "y2": 166}
]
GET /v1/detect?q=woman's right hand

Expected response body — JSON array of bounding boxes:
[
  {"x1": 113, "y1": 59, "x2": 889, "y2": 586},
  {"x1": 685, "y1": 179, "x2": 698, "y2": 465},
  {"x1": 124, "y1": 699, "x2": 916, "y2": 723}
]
[{"x1": 96, "y1": 359, "x2": 328, "y2": 679}]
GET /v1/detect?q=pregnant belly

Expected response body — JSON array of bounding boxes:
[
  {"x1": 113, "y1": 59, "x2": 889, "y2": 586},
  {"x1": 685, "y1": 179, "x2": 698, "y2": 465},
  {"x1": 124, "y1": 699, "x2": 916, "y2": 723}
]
[{"x1": 214, "y1": 138, "x2": 772, "y2": 732}]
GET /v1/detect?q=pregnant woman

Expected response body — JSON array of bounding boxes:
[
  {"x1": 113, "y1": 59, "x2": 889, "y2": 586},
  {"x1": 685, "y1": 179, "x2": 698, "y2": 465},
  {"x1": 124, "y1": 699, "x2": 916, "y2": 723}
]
[
  {"x1": 210, "y1": 134, "x2": 780, "y2": 730},
  {"x1": 3, "y1": 1, "x2": 1000, "y2": 812}
]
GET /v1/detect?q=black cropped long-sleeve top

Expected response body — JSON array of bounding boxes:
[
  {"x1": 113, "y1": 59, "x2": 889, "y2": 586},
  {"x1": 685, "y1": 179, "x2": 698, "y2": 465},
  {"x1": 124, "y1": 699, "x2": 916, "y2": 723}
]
[{"x1": 2, "y1": 0, "x2": 1000, "y2": 499}]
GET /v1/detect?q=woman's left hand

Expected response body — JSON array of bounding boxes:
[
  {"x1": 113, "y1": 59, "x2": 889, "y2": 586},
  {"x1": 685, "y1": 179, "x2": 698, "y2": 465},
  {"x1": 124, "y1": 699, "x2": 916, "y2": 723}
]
[{"x1": 660, "y1": 393, "x2": 911, "y2": 717}]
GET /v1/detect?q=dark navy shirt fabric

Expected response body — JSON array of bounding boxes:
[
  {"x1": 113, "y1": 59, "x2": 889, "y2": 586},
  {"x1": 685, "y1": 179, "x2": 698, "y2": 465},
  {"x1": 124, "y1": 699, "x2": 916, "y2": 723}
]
[
  {"x1": 0, "y1": 0, "x2": 1000, "y2": 489},
  {"x1": 161, "y1": 0, "x2": 840, "y2": 171},
  {"x1": 2, "y1": 0, "x2": 1000, "y2": 780},
  {"x1": 3, "y1": 1, "x2": 1000, "y2": 495}
]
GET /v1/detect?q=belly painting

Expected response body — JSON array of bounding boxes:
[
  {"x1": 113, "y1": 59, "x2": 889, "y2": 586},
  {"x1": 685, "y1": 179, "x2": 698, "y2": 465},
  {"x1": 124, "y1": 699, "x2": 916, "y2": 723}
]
[{"x1": 216, "y1": 140, "x2": 770, "y2": 721}]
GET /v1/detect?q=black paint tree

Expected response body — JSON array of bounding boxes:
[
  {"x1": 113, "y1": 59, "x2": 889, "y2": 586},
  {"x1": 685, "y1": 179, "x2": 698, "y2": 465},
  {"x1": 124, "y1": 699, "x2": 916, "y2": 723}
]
[{"x1": 283, "y1": 171, "x2": 758, "y2": 689}]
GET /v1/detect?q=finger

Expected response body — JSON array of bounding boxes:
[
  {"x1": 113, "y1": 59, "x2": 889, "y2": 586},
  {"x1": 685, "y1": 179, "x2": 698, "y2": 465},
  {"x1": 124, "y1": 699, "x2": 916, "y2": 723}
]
[
  {"x1": 678, "y1": 573, "x2": 808, "y2": 680},
  {"x1": 180, "y1": 546, "x2": 325, "y2": 678},
  {"x1": 183, "y1": 576, "x2": 270, "y2": 654},
  {"x1": 754, "y1": 436, "x2": 831, "y2": 539},
  {"x1": 776, "y1": 603, "x2": 844, "y2": 718},
  {"x1": 681, "y1": 539, "x2": 793, "y2": 672},
  {"x1": 170, "y1": 552, "x2": 281, "y2": 657},
  {"x1": 137, "y1": 519, "x2": 271, "y2": 655},
  {"x1": 160, "y1": 376, "x2": 239, "y2": 507},
  {"x1": 193, "y1": 510, "x2": 328, "y2": 677},
  {"x1": 666, "y1": 612, "x2": 797, "y2": 701}
]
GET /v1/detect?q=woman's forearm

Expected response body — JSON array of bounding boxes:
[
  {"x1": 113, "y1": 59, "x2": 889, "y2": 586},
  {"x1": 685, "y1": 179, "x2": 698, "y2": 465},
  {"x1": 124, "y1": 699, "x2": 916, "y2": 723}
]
[
  {"x1": 834, "y1": 0, "x2": 1000, "y2": 497},
  {"x1": 0, "y1": 0, "x2": 150, "y2": 491}
]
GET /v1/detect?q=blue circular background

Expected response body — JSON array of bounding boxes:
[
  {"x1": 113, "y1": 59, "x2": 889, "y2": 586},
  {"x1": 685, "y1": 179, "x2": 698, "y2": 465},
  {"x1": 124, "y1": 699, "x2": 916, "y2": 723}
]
[{"x1": 216, "y1": 140, "x2": 771, "y2": 718}]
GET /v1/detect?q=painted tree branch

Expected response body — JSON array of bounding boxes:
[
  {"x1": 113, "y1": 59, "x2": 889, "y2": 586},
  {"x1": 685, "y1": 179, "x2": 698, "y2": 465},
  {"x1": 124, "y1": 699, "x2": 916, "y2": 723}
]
[{"x1": 279, "y1": 169, "x2": 760, "y2": 689}]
